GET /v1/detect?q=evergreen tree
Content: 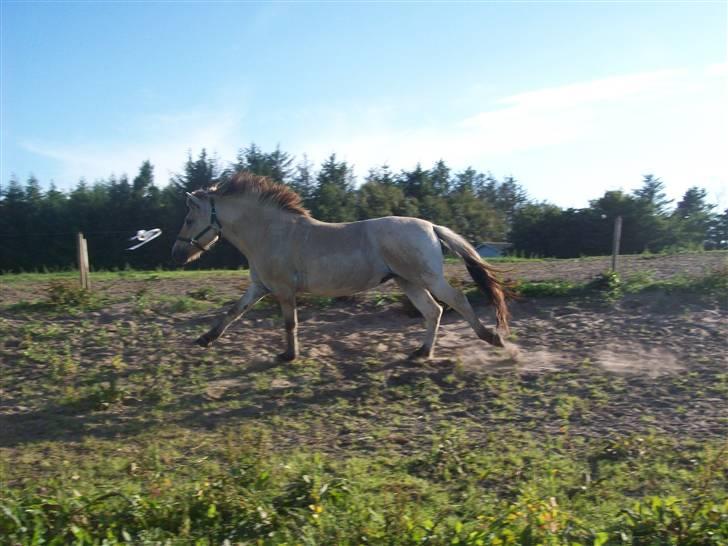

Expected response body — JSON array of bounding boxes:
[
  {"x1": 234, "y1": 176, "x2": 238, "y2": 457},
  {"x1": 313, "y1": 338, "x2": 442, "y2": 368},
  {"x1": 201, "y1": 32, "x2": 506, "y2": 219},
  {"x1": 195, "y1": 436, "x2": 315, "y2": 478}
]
[
  {"x1": 366, "y1": 164, "x2": 396, "y2": 187},
  {"x1": 495, "y1": 177, "x2": 528, "y2": 227},
  {"x1": 633, "y1": 174, "x2": 672, "y2": 214},
  {"x1": 430, "y1": 160, "x2": 451, "y2": 195},
  {"x1": 3, "y1": 148, "x2": 724, "y2": 270},
  {"x1": 172, "y1": 149, "x2": 219, "y2": 194},
  {"x1": 671, "y1": 186, "x2": 716, "y2": 247},
  {"x1": 132, "y1": 160, "x2": 155, "y2": 200},
  {"x1": 0, "y1": 176, "x2": 28, "y2": 270},
  {"x1": 24, "y1": 175, "x2": 43, "y2": 205},
  {"x1": 453, "y1": 167, "x2": 482, "y2": 194},
  {"x1": 627, "y1": 174, "x2": 672, "y2": 250},
  {"x1": 398, "y1": 164, "x2": 434, "y2": 201},
  {"x1": 510, "y1": 203, "x2": 565, "y2": 257},
  {"x1": 357, "y1": 181, "x2": 407, "y2": 219},
  {"x1": 289, "y1": 155, "x2": 316, "y2": 206},
  {"x1": 312, "y1": 154, "x2": 356, "y2": 222},
  {"x1": 235, "y1": 143, "x2": 294, "y2": 183},
  {"x1": 707, "y1": 208, "x2": 728, "y2": 249},
  {"x1": 448, "y1": 183, "x2": 504, "y2": 242}
]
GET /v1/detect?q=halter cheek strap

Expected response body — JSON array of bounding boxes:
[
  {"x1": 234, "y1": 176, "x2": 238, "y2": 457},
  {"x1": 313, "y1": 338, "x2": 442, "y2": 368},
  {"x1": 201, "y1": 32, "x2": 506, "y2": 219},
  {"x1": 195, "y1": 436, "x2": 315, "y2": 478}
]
[{"x1": 176, "y1": 198, "x2": 223, "y2": 253}]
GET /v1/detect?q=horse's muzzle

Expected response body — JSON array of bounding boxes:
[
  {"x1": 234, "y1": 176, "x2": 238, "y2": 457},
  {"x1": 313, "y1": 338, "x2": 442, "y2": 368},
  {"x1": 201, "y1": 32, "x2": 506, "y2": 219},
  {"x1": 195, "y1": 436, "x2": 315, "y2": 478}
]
[{"x1": 171, "y1": 244, "x2": 191, "y2": 265}]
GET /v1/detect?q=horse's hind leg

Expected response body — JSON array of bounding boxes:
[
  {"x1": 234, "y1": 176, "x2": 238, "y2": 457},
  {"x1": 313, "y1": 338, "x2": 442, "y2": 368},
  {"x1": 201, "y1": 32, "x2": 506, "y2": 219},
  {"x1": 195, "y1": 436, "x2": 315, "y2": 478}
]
[
  {"x1": 427, "y1": 278, "x2": 505, "y2": 347},
  {"x1": 395, "y1": 278, "x2": 443, "y2": 359}
]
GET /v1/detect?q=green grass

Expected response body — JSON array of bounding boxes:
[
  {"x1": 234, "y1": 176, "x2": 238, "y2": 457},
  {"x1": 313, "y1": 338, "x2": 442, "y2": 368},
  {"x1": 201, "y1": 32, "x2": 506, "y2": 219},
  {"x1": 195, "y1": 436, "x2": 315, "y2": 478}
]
[
  {"x1": 0, "y1": 268, "x2": 249, "y2": 284},
  {"x1": 6, "y1": 281, "x2": 109, "y2": 314},
  {"x1": 1, "y1": 429, "x2": 725, "y2": 545},
  {"x1": 1, "y1": 259, "x2": 726, "y2": 544},
  {"x1": 499, "y1": 267, "x2": 728, "y2": 300}
]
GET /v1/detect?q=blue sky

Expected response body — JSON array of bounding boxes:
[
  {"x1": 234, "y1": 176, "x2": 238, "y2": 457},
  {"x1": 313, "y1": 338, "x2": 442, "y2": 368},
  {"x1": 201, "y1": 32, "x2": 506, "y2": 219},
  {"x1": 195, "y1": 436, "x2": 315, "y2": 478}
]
[{"x1": 1, "y1": 1, "x2": 726, "y2": 209}]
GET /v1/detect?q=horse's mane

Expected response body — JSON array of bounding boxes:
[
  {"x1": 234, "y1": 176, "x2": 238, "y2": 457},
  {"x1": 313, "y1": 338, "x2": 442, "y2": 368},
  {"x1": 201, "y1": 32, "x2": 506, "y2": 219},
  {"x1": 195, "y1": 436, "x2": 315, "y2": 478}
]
[{"x1": 205, "y1": 172, "x2": 310, "y2": 217}]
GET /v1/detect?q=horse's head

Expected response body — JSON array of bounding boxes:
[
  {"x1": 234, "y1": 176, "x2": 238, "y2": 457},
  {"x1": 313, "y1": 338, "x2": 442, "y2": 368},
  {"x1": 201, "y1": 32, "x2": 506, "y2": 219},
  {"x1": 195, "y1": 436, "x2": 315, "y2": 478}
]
[{"x1": 171, "y1": 191, "x2": 223, "y2": 265}]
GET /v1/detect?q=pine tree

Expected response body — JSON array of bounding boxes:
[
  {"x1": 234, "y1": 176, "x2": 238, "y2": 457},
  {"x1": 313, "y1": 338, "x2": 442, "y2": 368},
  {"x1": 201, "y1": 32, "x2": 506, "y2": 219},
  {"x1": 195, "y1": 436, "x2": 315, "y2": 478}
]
[
  {"x1": 633, "y1": 174, "x2": 672, "y2": 214},
  {"x1": 398, "y1": 164, "x2": 434, "y2": 201},
  {"x1": 312, "y1": 154, "x2": 356, "y2": 222},
  {"x1": 172, "y1": 149, "x2": 219, "y2": 194},
  {"x1": 707, "y1": 208, "x2": 728, "y2": 249},
  {"x1": 235, "y1": 143, "x2": 294, "y2": 183},
  {"x1": 132, "y1": 160, "x2": 155, "y2": 200},
  {"x1": 289, "y1": 155, "x2": 316, "y2": 206},
  {"x1": 357, "y1": 181, "x2": 407, "y2": 219},
  {"x1": 671, "y1": 187, "x2": 716, "y2": 247},
  {"x1": 429, "y1": 160, "x2": 451, "y2": 195}
]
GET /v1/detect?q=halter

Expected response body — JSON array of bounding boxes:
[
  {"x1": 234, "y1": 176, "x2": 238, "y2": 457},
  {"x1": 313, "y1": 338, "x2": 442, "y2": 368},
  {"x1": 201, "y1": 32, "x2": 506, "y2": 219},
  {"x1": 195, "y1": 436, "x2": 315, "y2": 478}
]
[{"x1": 176, "y1": 198, "x2": 222, "y2": 253}]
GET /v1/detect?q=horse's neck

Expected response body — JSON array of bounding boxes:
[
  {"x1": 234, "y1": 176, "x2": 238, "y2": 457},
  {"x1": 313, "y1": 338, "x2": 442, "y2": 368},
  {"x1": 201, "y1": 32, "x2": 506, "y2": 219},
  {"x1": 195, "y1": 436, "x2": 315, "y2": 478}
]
[{"x1": 218, "y1": 197, "x2": 301, "y2": 258}]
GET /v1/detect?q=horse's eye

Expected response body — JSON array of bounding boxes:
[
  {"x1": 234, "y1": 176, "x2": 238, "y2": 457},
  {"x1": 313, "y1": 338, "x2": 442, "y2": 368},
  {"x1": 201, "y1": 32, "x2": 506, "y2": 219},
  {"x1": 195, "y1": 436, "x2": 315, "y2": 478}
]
[{"x1": 185, "y1": 219, "x2": 194, "y2": 226}]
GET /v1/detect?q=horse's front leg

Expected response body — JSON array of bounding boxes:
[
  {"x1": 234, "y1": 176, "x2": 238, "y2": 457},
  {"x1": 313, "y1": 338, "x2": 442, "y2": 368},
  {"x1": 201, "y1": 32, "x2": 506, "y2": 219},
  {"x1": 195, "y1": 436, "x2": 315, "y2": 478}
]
[
  {"x1": 195, "y1": 282, "x2": 269, "y2": 347},
  {"x1": 276, "y1": 295, "x2": 298, "y2": 362}
]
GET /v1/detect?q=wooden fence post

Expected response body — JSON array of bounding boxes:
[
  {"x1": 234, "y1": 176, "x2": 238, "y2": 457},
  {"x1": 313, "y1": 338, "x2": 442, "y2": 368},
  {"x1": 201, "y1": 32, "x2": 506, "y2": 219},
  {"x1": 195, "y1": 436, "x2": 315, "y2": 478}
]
[
  {"x1": 611, "y1": 215, "x2": 622, "y2": 273},
  {"x1": 77, "y1": 232, "x2": 90, "y2": 289}
]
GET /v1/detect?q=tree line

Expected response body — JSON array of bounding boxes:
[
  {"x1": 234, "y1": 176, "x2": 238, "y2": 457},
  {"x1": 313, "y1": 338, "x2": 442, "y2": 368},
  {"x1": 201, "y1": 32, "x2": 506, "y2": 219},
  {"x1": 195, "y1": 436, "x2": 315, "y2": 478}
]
[{"x1": 1, "y1": 145, "x2": 725, "y2": 272}]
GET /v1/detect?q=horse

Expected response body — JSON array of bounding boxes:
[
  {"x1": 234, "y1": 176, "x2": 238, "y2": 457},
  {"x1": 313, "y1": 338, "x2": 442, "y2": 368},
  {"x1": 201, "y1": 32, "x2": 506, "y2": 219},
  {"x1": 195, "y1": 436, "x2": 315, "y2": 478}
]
[{"x1": 172, "y1": 172, "x2": 512, "y2": 361}]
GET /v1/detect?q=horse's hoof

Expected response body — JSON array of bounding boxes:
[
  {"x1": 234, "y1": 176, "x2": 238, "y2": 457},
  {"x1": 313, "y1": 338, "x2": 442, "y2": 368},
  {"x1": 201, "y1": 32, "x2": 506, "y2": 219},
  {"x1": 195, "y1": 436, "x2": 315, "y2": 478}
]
[
  {"x1": 408, "y1": 345, "x2": 433, "y2": 360},
  {"x1": 492, "y1": 332, "x2": 506, "y2": 348},
  {"x1": 194, "y1": 335, "x2": 212, "y2": 348},
  {"x1": 277, "y1": 351, "x2": 296, "y2": 362}
]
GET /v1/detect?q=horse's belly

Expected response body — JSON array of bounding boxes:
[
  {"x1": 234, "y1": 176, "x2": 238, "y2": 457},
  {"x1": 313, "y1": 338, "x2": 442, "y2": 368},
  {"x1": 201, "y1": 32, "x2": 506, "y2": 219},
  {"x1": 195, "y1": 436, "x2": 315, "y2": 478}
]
[{"x1": 299, "y1": 255, "x2": 388, "y2": 296}]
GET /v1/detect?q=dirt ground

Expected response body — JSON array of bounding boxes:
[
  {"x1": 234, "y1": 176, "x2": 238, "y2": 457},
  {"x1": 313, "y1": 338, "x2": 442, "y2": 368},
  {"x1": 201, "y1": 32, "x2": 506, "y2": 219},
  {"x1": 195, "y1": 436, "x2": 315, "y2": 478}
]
[{"x1": 0, "y1": 252, "x2": 726, "y2": 453}]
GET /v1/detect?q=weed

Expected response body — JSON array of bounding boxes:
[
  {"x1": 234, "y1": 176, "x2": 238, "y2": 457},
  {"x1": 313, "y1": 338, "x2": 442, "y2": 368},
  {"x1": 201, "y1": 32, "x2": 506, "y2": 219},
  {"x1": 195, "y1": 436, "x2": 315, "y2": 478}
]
[
  {"x1": 512, "y1": 279, "x2": 585, "y2": 298},
  {"x1": 61, "y1": 379, "x2": 127, "y2": 412},
  {"x1": 589, "y1": 270, "x2": 623, "y2": 301},
  {"x1": 7, "y1": 281, "x2": 105, "y2": 313},
  {"x1": 187, "y1": 286, "x2": 217, "y2": 301}
]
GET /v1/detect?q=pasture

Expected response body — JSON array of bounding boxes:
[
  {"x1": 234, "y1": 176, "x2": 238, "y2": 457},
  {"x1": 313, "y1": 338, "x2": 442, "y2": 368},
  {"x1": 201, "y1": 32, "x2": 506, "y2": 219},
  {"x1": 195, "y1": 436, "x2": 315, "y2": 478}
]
[{"x1": 1, "y1": 251, "x2": 726, "y2": 544}]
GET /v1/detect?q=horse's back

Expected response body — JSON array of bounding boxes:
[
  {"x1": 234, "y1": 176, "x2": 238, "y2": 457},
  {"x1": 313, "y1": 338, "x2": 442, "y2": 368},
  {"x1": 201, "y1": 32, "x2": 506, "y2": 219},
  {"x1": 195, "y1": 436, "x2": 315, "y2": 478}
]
[
  {"x1": 291, "y1": 218, "x2": 389, "y2": 295},
  {"x1": 291, "y1": 216, "x2": 443, "y2": 295}
]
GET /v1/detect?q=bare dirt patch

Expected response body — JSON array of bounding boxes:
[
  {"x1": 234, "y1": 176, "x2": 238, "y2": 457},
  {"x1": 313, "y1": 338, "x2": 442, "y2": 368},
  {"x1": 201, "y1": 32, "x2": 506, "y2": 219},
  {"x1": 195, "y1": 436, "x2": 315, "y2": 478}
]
[{"x1": 0, "y1": 252, "x2": 726, "y2": 458}]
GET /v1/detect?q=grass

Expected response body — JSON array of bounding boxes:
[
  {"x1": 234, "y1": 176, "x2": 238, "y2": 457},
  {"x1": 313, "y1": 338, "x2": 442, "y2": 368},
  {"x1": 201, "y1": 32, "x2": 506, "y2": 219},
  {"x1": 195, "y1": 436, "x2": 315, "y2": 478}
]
[
  {"x1": 2, "y1": 325, "x2": 726, "y2": 544},
  {"x1": 1, "y1": 258, "x2": 726, "y2": 544},
  {"x1": 0, "y1": 267, "x2": 249, "y2": 284},
  {"x1": 500, "y1": 267, "x2": 728, "y2": 301},
  {"x1": 1, "y1": 427, "x2": 726, "y2": 544},
  {"x1": 6, "y1": 281, "x2": 108, "y2": 315}
]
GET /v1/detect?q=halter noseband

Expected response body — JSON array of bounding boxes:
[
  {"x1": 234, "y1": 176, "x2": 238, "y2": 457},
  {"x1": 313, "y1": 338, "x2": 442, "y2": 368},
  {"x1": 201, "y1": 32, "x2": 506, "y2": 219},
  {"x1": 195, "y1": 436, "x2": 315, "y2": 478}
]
[{"x1": 176, "y1": 198, "x2": 222, "y2": 253}]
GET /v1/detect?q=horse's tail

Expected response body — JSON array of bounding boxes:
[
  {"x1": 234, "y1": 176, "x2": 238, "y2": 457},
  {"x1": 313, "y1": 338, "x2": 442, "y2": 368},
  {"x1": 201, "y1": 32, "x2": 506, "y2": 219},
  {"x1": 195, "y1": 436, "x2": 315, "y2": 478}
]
[{"x1": 433, "y1": 225, "x2": 512, "y2": 333}]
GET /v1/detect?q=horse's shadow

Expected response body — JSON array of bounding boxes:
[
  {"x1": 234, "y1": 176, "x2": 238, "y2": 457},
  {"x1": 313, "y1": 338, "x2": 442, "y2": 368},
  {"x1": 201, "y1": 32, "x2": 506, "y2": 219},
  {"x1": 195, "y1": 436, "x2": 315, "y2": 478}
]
[
  {"x1": 0, "y1": 352, "x2": 474, "y2": 449},
  {"x1": 0, "y1": 300, "x2": 520, "y2": 450}
]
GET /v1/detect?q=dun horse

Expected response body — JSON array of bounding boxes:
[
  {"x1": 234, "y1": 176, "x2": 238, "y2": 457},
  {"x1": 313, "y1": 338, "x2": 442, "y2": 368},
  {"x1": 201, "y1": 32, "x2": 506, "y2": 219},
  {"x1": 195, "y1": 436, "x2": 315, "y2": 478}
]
[{"x1": 172, "y1": 172, "x2": 511, "y2": 361}]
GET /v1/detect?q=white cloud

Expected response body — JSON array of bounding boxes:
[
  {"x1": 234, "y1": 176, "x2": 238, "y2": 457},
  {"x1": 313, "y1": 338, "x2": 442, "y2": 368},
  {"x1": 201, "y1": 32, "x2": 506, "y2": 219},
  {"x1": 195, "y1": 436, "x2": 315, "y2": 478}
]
[
  {"x1": 298, "y1": 68, "x2": 690, "y2": 167},
  {"x1": 492, "y1": 69, "x2": 681, "y2": 110},
  {"x1": 19, "y1": 65, "x2": 727, "y2": 209},
  {"x1": 293, "y1": 66, "x2": 726, "y2": 208}
]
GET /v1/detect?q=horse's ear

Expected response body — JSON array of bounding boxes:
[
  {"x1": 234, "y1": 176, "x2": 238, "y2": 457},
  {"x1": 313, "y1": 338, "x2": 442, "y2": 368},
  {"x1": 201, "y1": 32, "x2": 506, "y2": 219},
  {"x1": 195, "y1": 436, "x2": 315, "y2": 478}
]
[
  {"x1": 215, "y1": 177, "x2": 231, "y2": 194},
  {"x1": 186, "y1": 192, "x2": 204, "y2": 209}
]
